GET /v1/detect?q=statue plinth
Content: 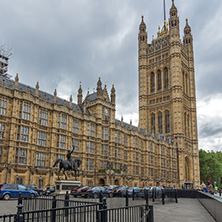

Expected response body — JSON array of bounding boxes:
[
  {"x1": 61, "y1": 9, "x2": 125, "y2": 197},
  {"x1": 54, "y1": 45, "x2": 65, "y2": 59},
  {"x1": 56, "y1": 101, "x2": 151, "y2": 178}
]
[{"x1": 55, "y1": 180, "x2": 81, "y2": 194}]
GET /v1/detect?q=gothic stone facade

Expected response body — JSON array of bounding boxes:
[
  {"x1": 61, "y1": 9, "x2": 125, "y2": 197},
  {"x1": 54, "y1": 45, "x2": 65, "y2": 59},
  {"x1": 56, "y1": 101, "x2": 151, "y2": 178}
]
[
  {"x1": 138, "y1": 0, "x2": 200, "y2": 188},
  {"x1": 0, "y1": 74, "x2": 178, "y2": 188}
]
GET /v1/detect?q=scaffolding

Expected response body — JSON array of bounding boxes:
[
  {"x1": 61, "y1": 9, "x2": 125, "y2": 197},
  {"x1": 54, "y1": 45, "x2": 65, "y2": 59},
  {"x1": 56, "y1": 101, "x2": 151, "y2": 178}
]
[{"x1": 0, "y1": 46, "x2": 12, "y2": 78}]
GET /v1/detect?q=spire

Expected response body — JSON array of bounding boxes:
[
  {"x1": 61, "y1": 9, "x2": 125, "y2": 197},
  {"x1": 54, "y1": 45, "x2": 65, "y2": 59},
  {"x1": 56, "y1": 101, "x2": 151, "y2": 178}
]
[
  {"x1": 97, "y1": 77, "x2": 102, "y2": 97},
  {"x1": 139, "y1": 15, "x2": 147, "y2": 44},
  {"x1": 183, "y1": 18, "x2": 193, "y2": 46},
  {"x1": 53, "y1": 89, "x2": 57, "y2": 103},
  {"x1": 69, "y1": 95, "x2": 72, "y2": 108},
  {"x1": 15, "y1": 73, "x2": 19, "y2": 89},
  {"x1": 163, "y1": 0, "x2": 166, "y2": 21},
  {"x1": 78, "y1": 82, "x2": 83, "y2": 105},
  {"x1": 111, "y1": 83, "x2": 116, "y2": 105},
  {"x1": 170, "y1": 0, "x2": 178, "y2": 17},
  {"x1": 35, "y1": 81, "x2": 39, "y2": 97}
]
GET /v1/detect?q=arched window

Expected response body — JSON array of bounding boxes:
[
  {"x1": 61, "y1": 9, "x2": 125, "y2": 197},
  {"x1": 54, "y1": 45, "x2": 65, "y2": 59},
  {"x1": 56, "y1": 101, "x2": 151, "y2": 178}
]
[
  {"x1": 165, "y1": 111, "x2": 170, "y2": 133},
  {"x1": 164, "y1": 68, "x2": 169, "y2": 89},
  {"x1": 151, "y1": 113, "x2": 155, "y2": 134},
  {"x1": 158, "y1": 112, "x2": 163, "y2": 134},
  {"x1": 187, "y1": 114, "x2": 190, "y2": 137},
  {"x1": 157, "y1": 70, "x2": 162, "y2": 90},
  {"x1": 184, "y1": 112, "x2": 187, "y2": 136},
  {"x1": 151, "y1": 72, "x2": 155, "y2": 93}
]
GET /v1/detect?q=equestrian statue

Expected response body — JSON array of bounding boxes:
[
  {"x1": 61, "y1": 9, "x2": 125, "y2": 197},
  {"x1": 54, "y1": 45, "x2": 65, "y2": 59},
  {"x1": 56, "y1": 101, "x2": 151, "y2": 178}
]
[{"x1": 53, "y1": 147, "x2": 82, "y2": 180}]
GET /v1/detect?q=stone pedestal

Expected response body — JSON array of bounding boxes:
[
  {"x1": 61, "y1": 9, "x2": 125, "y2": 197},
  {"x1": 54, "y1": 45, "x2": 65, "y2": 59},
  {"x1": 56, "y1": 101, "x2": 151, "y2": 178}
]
[{"x1": 55, "y1": 180, "x2": 81, "y2": 194}]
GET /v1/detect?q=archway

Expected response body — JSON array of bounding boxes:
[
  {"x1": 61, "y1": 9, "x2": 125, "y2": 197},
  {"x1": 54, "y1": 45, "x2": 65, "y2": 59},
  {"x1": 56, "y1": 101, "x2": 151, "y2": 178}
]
[
  {"x1": 99, "y1": 178, "x2": 105, "y2": 186},
  {"x1": 185, "y1": 156, "x2": 191, "y2": 182},
  {"x1": 114, "y1": 179, "x2": 119, "y2": 186}
]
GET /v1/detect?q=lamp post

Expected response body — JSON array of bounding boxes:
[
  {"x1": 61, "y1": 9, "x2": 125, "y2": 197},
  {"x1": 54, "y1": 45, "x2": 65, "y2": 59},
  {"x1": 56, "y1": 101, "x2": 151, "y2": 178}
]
[{"x1": 212, "y1": 157, "x2": 215, "y2": 187}]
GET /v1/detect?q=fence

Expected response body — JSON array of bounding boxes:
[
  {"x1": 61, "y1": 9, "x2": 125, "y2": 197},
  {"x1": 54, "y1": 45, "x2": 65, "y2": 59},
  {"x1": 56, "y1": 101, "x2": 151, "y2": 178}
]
[{"x1": 0, "y1": 192, "x2": 154, "y2": 222}]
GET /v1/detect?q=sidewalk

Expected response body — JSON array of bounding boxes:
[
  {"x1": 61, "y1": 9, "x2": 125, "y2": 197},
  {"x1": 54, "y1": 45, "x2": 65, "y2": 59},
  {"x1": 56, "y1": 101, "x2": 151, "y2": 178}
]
[{"x1": 154, "y1": 198, "x2": 215, "y2": 222}]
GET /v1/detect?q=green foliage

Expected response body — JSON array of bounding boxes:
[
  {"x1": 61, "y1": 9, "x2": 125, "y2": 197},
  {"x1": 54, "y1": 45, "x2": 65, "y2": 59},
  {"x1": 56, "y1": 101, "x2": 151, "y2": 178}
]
[
  {"x1": 199, "y1": 149, "x2": 222, "y2": 188},
  {"x1": 113, "y1": 168, "x2": 121, "y2": 173},
  {"x1": 98, "y1": 168, "x2": 106, "y2": 173}
]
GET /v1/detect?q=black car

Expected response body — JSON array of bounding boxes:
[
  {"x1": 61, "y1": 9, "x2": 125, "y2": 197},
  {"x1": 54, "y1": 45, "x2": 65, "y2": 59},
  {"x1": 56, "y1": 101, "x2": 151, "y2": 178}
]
[
  {"x1": 24, "y1": 184, "x2": 43, "y2": 195},
  {"x1": 42, "y1": 187, "x2": 55, "y2": 196}
]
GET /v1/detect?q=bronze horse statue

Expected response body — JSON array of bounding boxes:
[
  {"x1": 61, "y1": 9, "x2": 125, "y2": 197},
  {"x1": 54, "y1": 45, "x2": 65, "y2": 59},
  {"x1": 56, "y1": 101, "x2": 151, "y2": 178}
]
[{"x1": 53, "y1": 158, "x2": 82, "y2": 180}]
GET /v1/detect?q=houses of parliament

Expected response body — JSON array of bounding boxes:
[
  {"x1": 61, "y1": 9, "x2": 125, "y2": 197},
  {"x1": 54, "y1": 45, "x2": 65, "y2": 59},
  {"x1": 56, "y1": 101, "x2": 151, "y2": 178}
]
[{"x1": 0, "y1": 0, "x2": 200, "y2": 189}]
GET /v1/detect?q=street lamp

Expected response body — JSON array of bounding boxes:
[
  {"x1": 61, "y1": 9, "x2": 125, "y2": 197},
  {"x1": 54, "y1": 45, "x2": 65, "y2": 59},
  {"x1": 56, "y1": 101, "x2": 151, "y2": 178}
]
[{"x1": 212, "y1": 157, "x2": 215, "y2": 187}]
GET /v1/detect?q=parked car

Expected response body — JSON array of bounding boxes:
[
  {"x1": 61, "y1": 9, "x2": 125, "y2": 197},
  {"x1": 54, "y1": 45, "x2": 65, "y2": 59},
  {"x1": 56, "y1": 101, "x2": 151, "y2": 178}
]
[
  {"x1": 42, "y1": 187, "x2": 55, "y2": 196},
  {"x1": 24, "y1": 184, "x2": 43, "y2": 195},
  {"x1": 71, "y1": 186, "x2": 89, "y2": 197},
  {"x1": 86, "y1": 186, "x2": 113, "y2": 198},
  {"x1": 0, "y1": 184, "x2": 38, "y2": 200},
  {"x1": 122, "y1": 187, "x2": 143, "y2": 197},
  {"x1": 113, "y1": 186, "x2": 127, "y2": 197}
]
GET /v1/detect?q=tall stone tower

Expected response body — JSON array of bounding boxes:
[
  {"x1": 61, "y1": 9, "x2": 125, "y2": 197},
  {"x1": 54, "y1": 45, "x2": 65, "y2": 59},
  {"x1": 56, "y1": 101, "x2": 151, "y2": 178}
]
[{"x1": 138, "y1": 0, "x2": 200, "y2": 187}]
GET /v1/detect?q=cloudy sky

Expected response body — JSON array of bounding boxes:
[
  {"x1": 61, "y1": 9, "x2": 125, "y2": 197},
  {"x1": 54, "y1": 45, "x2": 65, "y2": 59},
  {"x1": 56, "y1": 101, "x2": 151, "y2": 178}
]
[{"x1": 0, "y1": 0, "x2": 222, "y2": 152}]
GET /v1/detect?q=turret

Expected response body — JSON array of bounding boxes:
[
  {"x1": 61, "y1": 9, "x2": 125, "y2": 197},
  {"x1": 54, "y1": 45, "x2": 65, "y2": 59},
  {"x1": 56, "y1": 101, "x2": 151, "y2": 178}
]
[
  {"x1": 183, "y1": 18, "x2": 193, "y2": 48},
  {"x1": 77, "y1": 83, "x2": 83, "y2": 105},
  {"x1": 138, "y1": 15, "x2": 147, "y2": 45},
  {"x1": 96, "y1": 77, "x2": 102, "y2": 97},
  {"x1": 169, "y1": 0, "x2": 180, "y2": 37}
]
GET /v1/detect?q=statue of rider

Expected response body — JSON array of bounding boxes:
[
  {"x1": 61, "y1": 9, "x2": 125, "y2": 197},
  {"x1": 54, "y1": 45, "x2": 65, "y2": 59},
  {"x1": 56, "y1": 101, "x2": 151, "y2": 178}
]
[{"x1": 66, "y1": 147, "x2": 74, "y2": 170}]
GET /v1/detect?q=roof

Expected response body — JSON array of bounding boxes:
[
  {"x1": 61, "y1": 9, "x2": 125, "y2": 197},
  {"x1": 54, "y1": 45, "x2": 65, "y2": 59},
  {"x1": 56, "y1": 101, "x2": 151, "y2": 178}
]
[{"x1": 0, "y1": 75, "x2": 83, "y2": 114}]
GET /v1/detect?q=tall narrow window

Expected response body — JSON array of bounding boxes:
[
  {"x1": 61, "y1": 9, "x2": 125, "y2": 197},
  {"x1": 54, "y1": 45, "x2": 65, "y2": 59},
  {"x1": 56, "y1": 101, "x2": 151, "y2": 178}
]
[
  {"x1": 87, "y1": 123, "x2": 95, "y2": 137},
  {"x1": 164, "y1": 68, "x2": 169, "y2": 89},
  {"x1": 165, "y1": 111, "x2": 170, "y2": 133},
  {"x1": 37, "y1": 131, "x2": 47, "y2": 146},
  {"x1": 39, "y1": 110, "x2": 48, "y2": 126},
  {"x1": 151, "y1": 113, "x2": 155, "y2": 134},
  {"x1": 72, "y1": 119, "x2": 79, "y2": 134},
  {"x1": 187, "y1": 114, "x2": 190, "y2": 137},
  {"x1": 0, "y1": 122, "x2": 4, "y2": 139},
  {"x1": 0, "y1": 147, "x2": 2, "y2": 163},
  {"x1": 57, "y1": 135, "x2": 66, "y2": 148},
  {"x1": 157, "y1": 70, "x2": 162, "y2": 90},
  {"x1": 15, "y1": 148, "x2": 27, "y2": 164},
  {"x1": 158, "y1": 112, "x2": 162, "y2": 134},
  {"x1": 36, "y1": 152, "x2": 46, "y2": 167},
  {"x1": 17, "y1": 126, "x2": 29, "y2": 142},
  {"x1": 151, "y1": 72, "x2": 155, "y2": 93},
  {"x1": 0, "y1": 97, "x2": 7, "y2": 116},
  {"x1": 19, "y1": 102, "x2": 30, "y2": 120},
  {"x1": 184, "y1": 113, "x2": 187, "y2": 136},
  {"x1": 58, "y1": 114, "x2": 67, "y2": 129},
  {"x1": 72, "y1": 139, "x2": 79, "y2": 152}
]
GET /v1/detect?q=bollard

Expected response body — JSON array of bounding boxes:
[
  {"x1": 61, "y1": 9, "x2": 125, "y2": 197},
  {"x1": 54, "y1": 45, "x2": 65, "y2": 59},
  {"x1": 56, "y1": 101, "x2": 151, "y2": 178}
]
[
  {"x1": 132, "y1": 189, "x2": 135, "y2": 201},
  {"x1": 175, "y1": 189, "x2": 178, "y2": 203},
  {"x1": 50, "y1": 195, "x2": 57, "y2": 222},
  {"x1": 145, "y1": 190, "x2": 149, "y2": 206},
  {"x1": 219, "y1": 189, "x2": 221, "y2": 197},
  {"x1": 65, "y1": 191, "x2": 69, "y2": 217},
  {"x1": 101, "y1": 197, "x2": 107, "y2": 222},
  {"x1": 162, "y1": 189, "x2": 165, "y2": 205},
  {"x1": 148, "y1": 205, "x2": 154, "y2": 222},
  {"x1": 18, "y1": 192, "x2": 22, "y2": 206},
  {"x1": 16, "y1": 194, "x2": 24, "y2": 222},
  {"x1": 126, "y1": 189, "x2": 129, "y2": 207},
  {"x1": 152, "y1": 188, "x2": 155, "y2": 202},
  {"x1": 99, "y1": 191, "x2": 103, "y2": 209}
]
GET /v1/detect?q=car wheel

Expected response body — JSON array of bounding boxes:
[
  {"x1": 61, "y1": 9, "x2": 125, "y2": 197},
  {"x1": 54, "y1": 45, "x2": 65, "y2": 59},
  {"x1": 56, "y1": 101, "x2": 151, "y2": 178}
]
[
  {"x1": 109, "y1": 193, "x2": 113, "y2": 198},
  {"x1": 29, "y1": 193, "x2": 35, "y2": 198},
  {"x1": 3, "y1": 194, "x2": 10, "y2": 200},
  {"x1": 39, "y1": 191, "x2": 42, "y2": 196}
]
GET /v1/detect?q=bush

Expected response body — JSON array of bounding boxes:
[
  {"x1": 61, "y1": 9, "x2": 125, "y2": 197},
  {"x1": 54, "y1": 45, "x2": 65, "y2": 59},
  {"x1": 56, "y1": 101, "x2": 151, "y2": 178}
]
[{"x1": 98, "y1": 168, "x2": 106, "y2": 172}]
